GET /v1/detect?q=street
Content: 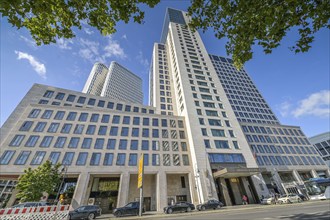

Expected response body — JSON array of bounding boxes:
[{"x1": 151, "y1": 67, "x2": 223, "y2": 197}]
[{"x1": 103, "y1": 200, "x2": 330, "y2": 220}]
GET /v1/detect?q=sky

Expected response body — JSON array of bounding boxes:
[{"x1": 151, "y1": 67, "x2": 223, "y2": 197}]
[{"x1": 1, "y1": 1, "x2": 329, "y2": 137}]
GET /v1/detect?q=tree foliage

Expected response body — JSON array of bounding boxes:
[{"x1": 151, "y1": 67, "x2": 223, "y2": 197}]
[
  {"x1": 187, "y1": 0, "x2": 330, "y2": 68},
  {"x1": 0, "y1": 0, "x2": 160, "y2": 45},
  {"x1": 16, "y1": 161, "x2": 62, "y2": 202}
]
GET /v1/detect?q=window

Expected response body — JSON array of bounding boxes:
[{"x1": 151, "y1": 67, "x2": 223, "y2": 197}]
[
  {"x1": 161, "y1": 119, "x2": 167, "y2": 127},
  {"x1": 98, "y1": 126, "x2": 107, "y2": 135},
  {"x1": 107, "y1": 102, "x2": 114, "y2": 109},
  {"x1": 78, "y1": 113, "x2": 88, "y2": 121},
  {"x1": 76, "y1": 152, "x2": 88, "y2": 165},
  {"x1": 86, "y1": 125, "x2": 96, "y2": 135},
  {"x1": 233, "y1": 141, "x2": 239, "y2": 149},
  {"x1": 66, "y1": 112, "x2": 77, "y2": 121},
  {"x1": 40, "y1": 136, "x2": 53, "y2": 148},
  {"x1": 152, "y1": 118, "x2": 159, "y2": 126},
  {"x1": 90, "y1": 114, "x2": 99, "y2": 122},
  {"x1": 182, "y1": 155, "x2": 189, "y2": 165},
  {"x1": 54, "y1": 137, "x2": 67, "y2": 148},
  {"x1": 181, "y1": 176, "x2": 186, "y2": 188},
  {"x1": 25, "y1": 135, "x2": 39, "y2": 147},
  {"x1": 28, "y1": 109, "x2": 41, "y2": 118},
  {"x1": 121, "y1": 127, "x2": 129, "y2": 136},
  {"x1": 130, "y1": 140, "x2": 138, "y2": 150},
  {"x1": 61, "y1": 123, "x2": 72, "y2": 133},
  {"x1": 90, "y1": 153, "x2": 101, "y2": 165},
  {"x1": 205, "y1": 110, "x2": 218, "y2": 116},
  {"x1": 88, "y1": 98, "x2": 96, "y2": 105},
  {"x1": 214, "y1": 140, "x2": 230, "y2": 149},
  {"x1": 129, "y1": 154, "x2": 138, "y2": 166},
  {"x1": 133, "y1": 117, "x2": 140, "y2": 125},
  {"x1": 132, "y1": 128, "x2": 139, "y2": 137},
  {"x1": 119, "y1": 139, "x2": 127, "y2": 150},
  {"x1": 208, "y1": 119, "x2": 221, "y2": 126},
  {"x1": 68, "y1": 137, "x2": 80, "y2": 148},
  {"x1": 0, "y1": 150, "x2": 15, "y2": 165},
  {"x1": 123, "y1": 116, "x2": 130, "y2": 124},
  {"x1": 20, "y1": 121, "x2": 33, "y2": 131},
  {"x1": 116, "y1": 103, "x2": 123, "y2": 110},
  {"x1": 107, "y1": 139, "x2": 116, "y2": 149},
  {"x1": 143, "y1": 118, "x2": 149, "y2": 126},
  {"x1": 211, "y1": 129, "x2": 225, "y2": 137},
  {"x1": 54, "y1": 111, "x2": 65, "y2": 120},
  {"x1": 34, "y1": 122, "x2": 47, "y2": 132},
  {"x1": 41, "y1": 110, "x2": 53, "y2": 119},
  {"x1": 116, "y1": 153, "x2": 126, "y2": 166},
  {"x1": 30, "y1": 151, "x2": 46, "y2": 165},
  {"x1": 49, "y1": 152, "x2": 60, "y2": 164},
  {"x1": 77, "y1": 96, "x2": 86, "y2": 104},
  {"x1": 47, "y1": 123, "x2": 59, "y2": 133},
  {"x1": 152, "y1": 141, "x2": 160, "y2": 151},
  {"x1": 74, "y1": 124, "x2": 84, "y2": 134},
  {"x1": 152, "y1": 154, "x2": 160, "y2": 166},
  {"x1": 104, "y1": 153, "x2": 114, "y2": 165},
  {"x1": 97, "y1": 100, "x2": 105, "y2": 107},
  {"x1": 66, "y1": 95, "x2": 76, "y2": 102},
  {"x1": 112, "y1": 115, "x2": 120, "y2": 124},
  {"x1": 94, "y1": 138, "x2": 104, "y2": 149},
  {"x1": 142, "y1": 140, "x2": 149, "y2": 150},
  {"x1": 101, "y1": 114, "x2": 110, "y2": 123},
  {"x1": 209, "y1": 153, "x2": 245, "y2": 163},
  {"x1": 110, "y1": 127, "x2": 118, "y2": 136},
  {"x1": 55, "y1": 92, "x2": 65, "y2": 100},
  {"x1": 14, "y1": 151, "x2": 31, "y2": 165},
  {"x1": 142, "y1": 128, "x2": 149, "y2": 137},
  {"x1": 144, "y1": 154, "x2": 149, "y2": 166},
  {"x1": 62, "y1": 152, "x2": 74, "y2": 165},
  {"x1": 152, "y1": 129, "x2": 159, "y2": 138}
]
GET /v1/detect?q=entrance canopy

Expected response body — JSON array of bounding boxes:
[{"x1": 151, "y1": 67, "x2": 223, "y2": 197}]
[{"x1": 213, "y1": 167, "x2": 266, "y2": 178}]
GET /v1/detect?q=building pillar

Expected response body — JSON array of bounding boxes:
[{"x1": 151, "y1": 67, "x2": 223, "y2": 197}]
[
  {"x1": 310, "y1": 170, "x2": 319, "y2": 178},
  {"x1": 117, "y1": 172, "x2": 130, "y2": 207},
  {"x1": 271, "y1": 170, "x2": 285, "y2": 194},
  {"x1": 71, "y1": 172, "x2": 90, "y2": 209},
  {"x1": 251, "y1": 174, "x2": 269, "y2": 199},
  {"x1": 157, "y1": 171, "x2": 167, "y2": 212},
  {"x1": 325, "y1": 169, "x2": 330, "y2": 178},
  {"x1": 6, "y1": 188, "x2": 18, "y2": 208},
  {"x1": 292, "y1": 170, "x2": 304, "y2": 185},
  {"x1": 219, "y1": 178, "x2": 232, "y2": 206}
]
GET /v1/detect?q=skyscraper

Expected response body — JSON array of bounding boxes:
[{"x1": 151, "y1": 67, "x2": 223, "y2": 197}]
[
  {"x1": 309, "y1": 132, "x2": 330, "y2": 169},
  {"x1": 0, "y1": 8, "x2": 329, "y2": 212},
  {"x1": 82, "y1": 62, "x2": 108, "y2": 96}
]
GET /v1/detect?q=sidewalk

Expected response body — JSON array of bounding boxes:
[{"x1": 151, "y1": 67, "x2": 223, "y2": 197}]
[{"x1": 98, "y1": 204, "x2": 266, "y2": 220}]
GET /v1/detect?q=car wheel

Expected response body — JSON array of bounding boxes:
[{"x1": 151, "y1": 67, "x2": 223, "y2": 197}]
[
  {"x1": 279, "y1": 200, "x2": 283, "y2": 204},
  {"x1": 201, "y1": 206, "x2": 206, "y2": 211},
  {"x1": 87, "y1": 213, "x2": 95, "y2": 220},
  {"x1": 114, "y1": 211, "x2": 122, "y2": 217},
  {"x1": 288, "y1": 200, "x2": 292, "y2": 204},
  {"x1": 167, "y1": 208, "x2": 173, "y2": 214},
  {"x1": 187, "y1": 207, "x2": 191, "y2": 212},
  {"x1": 216, "y1": 205, "x2": 221, "y2": 209}
]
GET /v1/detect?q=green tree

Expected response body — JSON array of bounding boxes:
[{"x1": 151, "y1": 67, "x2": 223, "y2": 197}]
[
  {"x1": 188, "y1": 0, "x2": 330, "y2": 68},
  {"x1": 16, "y1": 161, "x2": 62, "y2": 202}
]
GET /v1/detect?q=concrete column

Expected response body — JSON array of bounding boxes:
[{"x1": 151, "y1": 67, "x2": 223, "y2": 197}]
[
  {"x1": 251, "y1": 174, "x2": 269, "y2": 199},
  {"x1": 157, "y1": 171, "x2": 167, "y2": 212},
  {"x1": 219, "y1": 178, "x2": 232, "y2": 206},
  {"x1": 6, "y1": 188, "x2": 18, "y2": 208},
  {"x1": 310, "y1": 170, "x2": 319, "y2": 178},
  {"x1": 325, "y1": 169, "x2": 330, "y2": 178},
  {"x1": 71, "y1": 172, "x2": 90, "y2": 209},
  {"x1": 117, "y1": 172, "x2": 130, "y2": 207},
  {"x1": 188, "y1": 173, "x2": 199, "y2": 204},
  {"x1": 292, "y1": 170, "x2": 304, "y2": 184},
  {"x1": 271, "y1": 171, "x2": 285, "y2": 194}
]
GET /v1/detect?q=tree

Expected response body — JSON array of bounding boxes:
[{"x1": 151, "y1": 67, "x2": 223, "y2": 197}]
[
  {"x1": 187, "y1": 0, "x2": 330, "y2": 68},
  {"x1": 0, "y1": 0, "x2": 160, "y2": 45},
  {"x1": 1, "y1": 0, "x2": 329, "y2": 68},
  {"x1": 16, "y1": 161, "x2": 62, "y2": 202}
]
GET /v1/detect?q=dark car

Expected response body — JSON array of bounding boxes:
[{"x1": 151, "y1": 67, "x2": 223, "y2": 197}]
[
  {"x1": 297, "y1": 194, "x2": 309, "y2": 201},
  {"x1": 163, "y1": 202, "x2": 195, "y2": 214},
  {"x1": 196, "y1": 199, "x2": 224, "y2": 211},
  {"x1": 113, "y1": 201, "x2": 144, "y2": 217},
  {"x1": 68, "y1": 205, "x2": 101, "y2": 220}
]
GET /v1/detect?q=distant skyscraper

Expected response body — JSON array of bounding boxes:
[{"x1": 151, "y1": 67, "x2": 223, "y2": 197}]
[
  {"x1": 309, "y1": 132, "x2": 330, "y2": 168},
  {"x1": 82, "y1": 62, "x2": 108, "y2": 96},
  {"x1": 101, "y1": 61, "x2": 143, "y2": 104}
]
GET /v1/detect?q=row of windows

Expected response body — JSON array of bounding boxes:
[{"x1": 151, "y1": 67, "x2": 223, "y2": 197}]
[
  {"x1": 246, "y1": 134, "x2": 310, "y2": 146},
  {"x1": 9, "y1": 135, "x2": 188, "y2": 151},
  {"x1": 242, "y1": 125, "x2": 304, "y2": 137},
  {"x1": 0, "y1": 150, "x2": 190, "y2": 167},
  {"x1": 250, "y1": 144, "x2": 318, "y2": 155},
  {"x1": 256, "y1": 155, "x2": 325, "y2": 166},
  {"x1": 28, "y1": 109, "x2": 179, "y2": 126},
  {"x1": 42, "y1": 90, "x2": 154, "y2": 114}
]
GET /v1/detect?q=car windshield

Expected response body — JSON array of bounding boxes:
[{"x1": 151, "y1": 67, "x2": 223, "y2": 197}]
[{"x1": 125, "y1": 203, "x2": 135, "y2": 208}]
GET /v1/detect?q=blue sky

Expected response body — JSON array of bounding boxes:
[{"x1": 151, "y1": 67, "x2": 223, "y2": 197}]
[{"x1": 1, "y1": 1, "x2": 329, "y2": 137}]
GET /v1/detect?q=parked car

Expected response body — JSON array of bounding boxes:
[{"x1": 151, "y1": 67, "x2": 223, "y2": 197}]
[
  {"x1": 196, "y1": 199, "x2": 223, "y2": 211},
  {"x1": 297, "y1": 194, "x2": 309, "y2": 201},
  {"x1": 260, "y1": 197, "x2": 275, "y2": 205},
  {"x1": 278, "y1": 194, "x2": 302, "y2": 204},
  {"x1": 113, "y1": 201, "x2": 144, "y2": 217},
  {"x1": 68, "y1": 205, "x2": 101, "y2": 220},
  {"x1": 12, "y1": 202, "x2": 53, "y2": 208},
  {"x1": 164, "y1": 202, "x2": 195, "y2": 214}
]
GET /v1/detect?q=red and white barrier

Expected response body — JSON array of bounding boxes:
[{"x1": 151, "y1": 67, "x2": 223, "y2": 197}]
[{"x1": 0, "y1": 205, "x2": 70, "y2": 220}]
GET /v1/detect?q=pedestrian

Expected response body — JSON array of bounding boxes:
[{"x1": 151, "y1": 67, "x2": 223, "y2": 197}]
[{"x1": 242, "y1": 195, "x2": 248, "y2": 205}]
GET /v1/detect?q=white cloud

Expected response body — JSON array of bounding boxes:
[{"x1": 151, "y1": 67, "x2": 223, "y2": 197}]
[
  {"x1": 292, "y1": 90, "x2": 330, "y2": 118},
  {"x1": 136, "y1": 51, "x2": 149, "y2": 68},
  {"x1": 278, "y1": 101, "x2": 292, "y2": 117},
  {"x1": 19, "y1": 35, "x2": 37, "y2": 48},
  {"x1": 57, "y1": 38, "x2": 73, "y2": 50},
  {"x1": 122, "y1": 34, "x2": 127, "y2": 40},
  {"x1": 84, "y1": 27, "x2": 94, "y2": 35},
  {"x1": 15, "y1": 51, "x2": 46, "y2": 79},
  {"x1": 78, "y1": 36, "x2": 126, "y2": 64}
]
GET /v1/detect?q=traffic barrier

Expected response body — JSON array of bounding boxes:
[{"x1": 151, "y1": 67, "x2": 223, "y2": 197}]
[{"x1": 0, "y1": 205, "x2": 70, "y2": 220}]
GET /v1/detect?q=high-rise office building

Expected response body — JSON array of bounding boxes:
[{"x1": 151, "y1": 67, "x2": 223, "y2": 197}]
[
  {"x1": 309, "y1": 132, "x2": 330, "y2": 168},
  {"x1": 83, "y1": 61, "x2": 143, "y2": 104},
  {"x1": 0, "y1": 8, "x2": 329, "y2": 211}
]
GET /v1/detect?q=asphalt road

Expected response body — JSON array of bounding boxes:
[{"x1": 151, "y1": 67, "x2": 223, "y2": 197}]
[{"x1": 157, "y1": 201, "x2": 330, "y2": 220}]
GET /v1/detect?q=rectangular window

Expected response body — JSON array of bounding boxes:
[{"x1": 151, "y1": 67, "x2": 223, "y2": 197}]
[
  {"x1": 40, "y1": 136, "x2": 53, "y2": 148},
  {"x1": 152, "y1": 154, "x2": 160, "y2": 166},
  {"x1": 143, "y1": 118, "x2": 149, "y2": 126},
  {"x1": 107, "y1": 139, "x2": 116, "y2": 149},
  {"x1": 49, "y1": 152, "x2": 60, "y2": 164},
  {"x1": 112, "y1": 115, "x2": 120, "y2": 124},
  {"x1": 88, "y1": 98, "x2": 96, "y2": 106},
  {"x1": 143, "y1": 154, "x2": 149, "y2": 166},
  {"x1": 211, "y1": 129, "x2": 225, "y2": 137},
  {"x1": 119, "y1": 139, "x2": 127, "y2": 150},
  {"x1": 74, "y1": 124, "x2": 84, "y2": 134},
  {"x1": 25, "y1": 135, "x2": 39, "y2": 147},
  {"x1": 41, "y1": 110, "x2": 53, "y2": 119},
  {"x1": 233, "y1": 141, "x2": 240, "y2": 149},
  {"x1": 62, "y1": 152, "x2": 74, "y2": 165},
  {"x1": 104, "y1": 153, "x2": 114, "y2": 165},
  {"x1": 77, "y1": 96, "x2": 86, "y2": 104},
  {"x1": 182, "y1": 155, "x2": 189, "y2": 165},
  {"x1": 101, "y1": 114, "x2": 110, "y2": 123},
  {"x1": 98, "y1": 126, "x2": 107, "y2": 135},
  {"x1": 121, "y1": 127, "x2": 129, "y2": 136},
  {"x1": 19, "y1": 121, "x2": 33, "y2": 131},
  {"x1": 78, "y1": 113, "x2": 88, "y2": 121},
  {"x1": 34, "y1": 122, "x2": 47, "y2": 132},
  {"x1": 14, "y1": 151, "x2": 31, "y2": 165},
  {"x1": 66, "y1": 112, "x2": 77, "y2": 121},
  {"x1": 30, "y1": 151, "x2": 46, "y2": 165},
  {"x1": 95, "y1": 138, "x2": 104, "y2": 149},
  {"x1": 152, "y1": 129, "x2": 159, "y2": 138},
  {"x1": 133, "y1": 117, "x2": 140, "y2": 125},
  {"x1": 90, "y1": 113, "x2": 99, "y2": 122},
  {"x1": 116, "y1": 103, "x2": 123, "y2": 110},
  {"x1": 142, "y1": 128, "x2": 149, "y2": 137},
  {"x1": 107, "y1": 102, "x2": 114, "y2": 109},
  {"x1": 47, "y1": 123, "x2": 59, "y2": 133},
  {"x1": 55, "y1": 92, "x2": 65, "y2": 100},
  {"x1": 110, "y1": 126, "x2": 118, "y2": 136},
  {"x1": 130, "y1": 140, "x2": 138, "y2": 150},
  {"x1": 61, "y1": 123, "x2": 72, "y2": 133},
  {"x1": 86, "y1": 125, "x2": 96, "y2": 135},
  {"x1": 28, "y1": 109, "x2": 41, "y2": 118},
  {"x1": 116, "y1": 153, "x2": 126, "y2": 166},
  {"x1": 9, "y1": 135, "x2": 25, "y2": 146},
  {"x1": 90, "y1": 153, "x2": 101, "y2": 165},
  {"x1": 68, "y1": 137, "x2": 80, "y2": 148},
  {"x1": 132, "y1": 128, "x2": 139, "y2": 137},
  {"x1": 129, "y1": 153, "x2": 138, "y2": 166},
  {"x1": 97, "y1": 100, "x2": 105, "y2": 107},
  {"x1": 205, "y1": 110, "x2": 218, "y2": 116},
  {"x1": 82, "y1": 138, "x2": 92, "y2": 149},
  {"x1": 0, "y1": 150, "x2": 15, "y2": 165},
  {"x1": 123, "y1": 116, "x2": 130, "y2": 124},
  {"x1": 76, "y1": 152, "x2": 88, "y2": 165},
  {"x1": 152, "y1": 141, "x2": 160, "y2": 151},
  {"x1": 141, "y1": 140, "x2": 149, "y2": 150},
  {"x1": 214, "y1": 140, "x2": 230, "y2": 149},
  {"x1": 54, "y1": 137, "x2": 67, "y2": 148},
  {"x1": 66, "y1": 95, "x2": 76, "y2": 102}
]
